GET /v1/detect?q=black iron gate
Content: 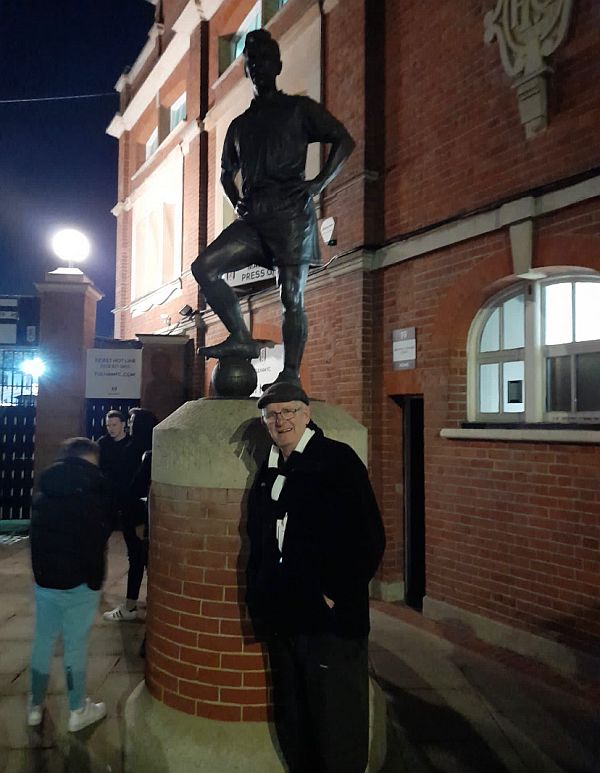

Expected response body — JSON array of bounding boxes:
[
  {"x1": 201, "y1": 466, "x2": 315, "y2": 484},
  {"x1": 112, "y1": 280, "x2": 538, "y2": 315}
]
[{"x1": 0, "y1": 405, "x2": 36, "y2": 520}]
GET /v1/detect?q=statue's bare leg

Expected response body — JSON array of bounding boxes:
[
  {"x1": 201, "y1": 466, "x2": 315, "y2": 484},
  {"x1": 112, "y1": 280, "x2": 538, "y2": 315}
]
[
  {"x1": 191, "y1": 221, "x2": 265, "y2": 359},
  {"x1": 273, "y1": 264, "x2": 309, "y2": 386}
]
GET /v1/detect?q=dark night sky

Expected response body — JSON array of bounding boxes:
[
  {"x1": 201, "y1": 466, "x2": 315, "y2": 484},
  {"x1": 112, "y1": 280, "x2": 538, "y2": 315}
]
[{"x1": 0, "y1": 0, "x2": 155, "y2": 337}]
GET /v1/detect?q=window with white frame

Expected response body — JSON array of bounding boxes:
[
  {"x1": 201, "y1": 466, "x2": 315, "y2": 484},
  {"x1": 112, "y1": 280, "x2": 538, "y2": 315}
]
[
  {"x1": 131, "y1": 153, "x2": 183, "y2": 301},
  {"x1": 145, "y1": 127, "x2": 159, "y2": 161},
  {"x1": 469, "y1": 275, "x2": 600, "y2": 423},
  {"x1": 218, "y1": 0, "x2": 289, "y2": 75},
  {"x1": 169, "y1": 93, "x2": 187, "y2": 132}
]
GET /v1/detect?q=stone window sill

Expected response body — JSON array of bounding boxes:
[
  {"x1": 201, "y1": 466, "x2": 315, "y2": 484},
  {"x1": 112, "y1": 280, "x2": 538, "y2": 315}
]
[{"x1": 440, "y1": 427, "x2": 600, "y2": 444}]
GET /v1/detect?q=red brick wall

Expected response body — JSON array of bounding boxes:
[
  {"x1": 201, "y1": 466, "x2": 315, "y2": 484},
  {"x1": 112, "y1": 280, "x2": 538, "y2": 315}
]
[
  {"x1": 373, "y1": 202, "x2": 600, "y2": 652},
  {"x1": 383, "y1": 0, "x2": 600, "y2": 238},
  {"x1": 147, "y1": 482, "x2": 271, "y2": 721}
]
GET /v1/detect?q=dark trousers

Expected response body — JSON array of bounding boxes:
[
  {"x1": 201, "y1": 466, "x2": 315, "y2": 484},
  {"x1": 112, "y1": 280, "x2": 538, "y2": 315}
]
[
  {"x1": 268, "y1": 633, "x2": 369, "y2": 773},
  {"x1": 122, "y1": 520, "x2": 145, "y2": 601}
]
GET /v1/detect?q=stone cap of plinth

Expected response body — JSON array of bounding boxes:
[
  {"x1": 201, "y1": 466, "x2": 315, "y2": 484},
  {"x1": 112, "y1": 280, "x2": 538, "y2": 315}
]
[{"x1": 152, "y1": 398, "x2": 368, "y2": 489}]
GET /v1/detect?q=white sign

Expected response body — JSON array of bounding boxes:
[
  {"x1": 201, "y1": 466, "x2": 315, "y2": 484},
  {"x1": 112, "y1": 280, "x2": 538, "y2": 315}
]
[
  {"x1": 251, "y1": 344, "x2": 284, "y2": 396},
  {"x1": 392, "y1": 327, "x2": 416, "y2": 371},
  {"x1": 320, "y1": 217, "x2": 336, "y2": 244},
  {"x1": 85, "y1": 349, "x2": 142, "y2": 399},
  {"x1": 224, "y1": 264, "x2": 275, "y2": 288}
]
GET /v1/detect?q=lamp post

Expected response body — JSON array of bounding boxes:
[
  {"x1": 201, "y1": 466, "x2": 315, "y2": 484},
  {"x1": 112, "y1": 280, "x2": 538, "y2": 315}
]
[{"x1": 50, "y1": 228, "x2": 90, "y2": 270}]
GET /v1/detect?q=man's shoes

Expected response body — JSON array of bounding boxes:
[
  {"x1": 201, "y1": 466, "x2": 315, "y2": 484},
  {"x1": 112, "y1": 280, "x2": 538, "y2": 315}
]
[
  {"x1": 103, "y1": 605, "x2": 137, "y2": 622},
  {"x1": 198, "y1": 336, "x2": 262, "y2": 360},
  {"x1": 68, "y1": 698, "x2": 107, "y2": 732},
  {"x1": 27, "y1": 698, "x2": 43, "y2": 727}
]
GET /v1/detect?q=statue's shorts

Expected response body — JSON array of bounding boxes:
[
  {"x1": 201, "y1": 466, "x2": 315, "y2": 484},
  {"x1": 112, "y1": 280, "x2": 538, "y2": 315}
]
[{"x1": 224, "y1": 185, "x2": 321, "y2": 269}]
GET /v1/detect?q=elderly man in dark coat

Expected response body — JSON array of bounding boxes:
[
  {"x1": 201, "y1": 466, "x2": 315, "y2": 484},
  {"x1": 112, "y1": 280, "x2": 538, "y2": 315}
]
[{"x1": 246, "y1": 383, "x2": 385, "y2": 773}]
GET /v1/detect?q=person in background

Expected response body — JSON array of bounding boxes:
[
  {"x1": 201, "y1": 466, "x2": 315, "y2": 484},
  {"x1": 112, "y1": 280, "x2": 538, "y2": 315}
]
[
  {"x1": 127, "y1": 408, "x2": 157, "y2": 656},
  {"x1": 29, "y1": 437, "x2": 112, "y2": 732},
  {"x1": 102, "y1": 408, "x2": 156, "y2": 622},
  {"x1": 246, "y1": 383, "x2": 386, "y2": 773}
]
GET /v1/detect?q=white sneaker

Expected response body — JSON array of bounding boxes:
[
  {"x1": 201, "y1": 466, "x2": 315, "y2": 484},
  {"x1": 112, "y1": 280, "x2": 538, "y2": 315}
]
[
  {"x1": 68, "y1": 698, "x2": 107, "y2": 732},
  {"x1": 27, "y1": 699, "x2": 43, "y2": 727},
  {"x1": 103, "y1": 605, "x2": 137, "y2": 621}
]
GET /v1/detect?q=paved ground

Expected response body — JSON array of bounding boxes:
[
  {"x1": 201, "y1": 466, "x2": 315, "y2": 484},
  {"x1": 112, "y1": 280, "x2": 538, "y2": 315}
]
[{"x1": 0, "y1": 532, "x2": 598, "y2": 773}]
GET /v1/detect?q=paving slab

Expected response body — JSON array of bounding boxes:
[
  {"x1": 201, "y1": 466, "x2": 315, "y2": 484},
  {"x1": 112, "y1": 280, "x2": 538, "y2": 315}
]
[{"x1": 2, "y1": 534, "x2": 598, "y2": 773}]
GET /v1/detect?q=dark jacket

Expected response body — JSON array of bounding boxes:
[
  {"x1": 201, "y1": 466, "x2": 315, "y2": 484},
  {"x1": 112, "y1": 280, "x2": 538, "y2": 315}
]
[
  {"x1": 97, "y1": 433, "x2": 141, "y2": 499},
  {"x1": 129, "y1": 450, "x2": 152, "y2": 532},
  {"x1": 98, "y1": 433, "x2": 142, "y2": 529},
  {"x1": 30, "y1": 457, "x2": 113, "y2": 590},
  {"x1": 246, "y1": 423, "x2": 385, "y2": 639}
]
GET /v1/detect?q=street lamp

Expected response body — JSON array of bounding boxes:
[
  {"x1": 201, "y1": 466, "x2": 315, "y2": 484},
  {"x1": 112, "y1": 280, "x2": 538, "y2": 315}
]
[{"x1": 51, "y1": 228, "x2": 90, "y2": 270}]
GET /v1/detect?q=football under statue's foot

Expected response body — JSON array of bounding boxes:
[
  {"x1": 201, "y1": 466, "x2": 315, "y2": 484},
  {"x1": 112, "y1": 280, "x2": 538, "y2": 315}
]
[{"x1": 198, "y1": 337, "x2": 263, "y2": 360}]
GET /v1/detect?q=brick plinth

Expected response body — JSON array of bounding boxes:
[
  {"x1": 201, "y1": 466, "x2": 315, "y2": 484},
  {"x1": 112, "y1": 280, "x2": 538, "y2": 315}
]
[{"x1": 146, "y1": 481, "x2": 270, "y2": 721}]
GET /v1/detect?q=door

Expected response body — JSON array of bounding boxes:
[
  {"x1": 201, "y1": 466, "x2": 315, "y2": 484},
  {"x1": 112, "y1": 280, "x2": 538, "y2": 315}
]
[{"x1": 403, "y1": 395, "x2": 425, "y2": 610}]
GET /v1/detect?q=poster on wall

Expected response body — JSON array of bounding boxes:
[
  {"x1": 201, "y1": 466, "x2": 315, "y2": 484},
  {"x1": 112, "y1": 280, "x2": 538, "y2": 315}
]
[
  {"x1": 85, "y1": 349, "x2": 142, "y2": 399},
  {"x1": 251, "y1": 344, "x2": 284, "y2": 396}
]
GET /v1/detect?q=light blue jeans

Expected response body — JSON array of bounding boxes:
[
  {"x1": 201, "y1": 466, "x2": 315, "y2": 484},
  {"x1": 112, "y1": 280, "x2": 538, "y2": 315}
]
[{"x1": 30, "y1": 584, "x2": 99, "y2": 711}]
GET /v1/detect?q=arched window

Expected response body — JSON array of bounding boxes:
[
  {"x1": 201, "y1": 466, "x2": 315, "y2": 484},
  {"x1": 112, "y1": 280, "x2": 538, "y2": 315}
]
[{"x1": 468, "y1": 275, "x2": 600, "y2": 423}]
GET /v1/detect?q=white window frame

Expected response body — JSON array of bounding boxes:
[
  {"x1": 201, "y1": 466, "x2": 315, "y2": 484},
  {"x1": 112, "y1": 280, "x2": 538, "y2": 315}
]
[{"x1": 467, "y1": 274, "x2": 600, "y2": 424}]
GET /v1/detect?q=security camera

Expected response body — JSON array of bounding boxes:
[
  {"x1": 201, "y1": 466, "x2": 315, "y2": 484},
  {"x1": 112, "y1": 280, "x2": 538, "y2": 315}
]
[{"x1": 179, "y1": 304, "x2": 193, "y2": 317}]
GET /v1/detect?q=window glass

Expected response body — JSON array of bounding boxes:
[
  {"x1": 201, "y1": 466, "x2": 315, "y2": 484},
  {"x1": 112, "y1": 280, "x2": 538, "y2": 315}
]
[
  {"x1": 576, "y1": 352, "x2": 600, "y2": 411},
  {"x1": 480, "y1": 308, "x2": 500, "y2": 352},
  {"x1": 145, "y1": 128, "x2": 158, "y2": 161},
  {"x1": 544, "y1": 282, "x2": 573, "y2": 345},
  {"x1": 546, "y1": 356, "x2": 571, "y2": 412},
  {"x1": 480, "y1": 363, "x2": 499, "y2": 413},
  {"x1": 575, "y1": 282, "x2": 600, "y2": 342},
  {"x1": 169, "y1": 94, "x2": 186, "y2": 132},
  {"x1": 502, "y1": 295, "x2": 524, "y2": 350},
  {"x1": 233, "y1": 4, "x2": 261, "y2": 60},
  {"x1": 503, "y1": 361, "x2": 524, "y2": 413}
]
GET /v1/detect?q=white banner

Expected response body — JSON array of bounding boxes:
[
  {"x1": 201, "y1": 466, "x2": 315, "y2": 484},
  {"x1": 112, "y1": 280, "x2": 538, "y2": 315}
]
[
  {"x1": 224, "y1": 264, "x2": 275, "y2": 288},
  {"x1": 251, "y1": 344, "x2": 284, "y2": 396},
  {"x1": 85, "y1": 349, "x2": 142, "y2": 399}
]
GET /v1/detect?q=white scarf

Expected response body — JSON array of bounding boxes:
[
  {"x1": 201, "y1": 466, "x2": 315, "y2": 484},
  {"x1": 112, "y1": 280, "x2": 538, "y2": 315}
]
[{"x1": 268, "y1": 427, "x2": 315, "y2": 556}]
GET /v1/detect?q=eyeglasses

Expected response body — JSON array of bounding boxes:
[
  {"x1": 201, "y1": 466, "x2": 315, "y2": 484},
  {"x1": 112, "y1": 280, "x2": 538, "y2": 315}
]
[{"x1": 262, "y1": 407, "x2": 303, "y2": 424}]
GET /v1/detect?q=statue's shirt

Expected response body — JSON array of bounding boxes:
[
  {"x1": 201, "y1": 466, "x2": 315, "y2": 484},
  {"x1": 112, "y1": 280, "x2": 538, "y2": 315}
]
[
  {"x1": 220, "y1": 92, "x2": 349, "y2": 268},
  {"x1": 222, "y1": 92, "x2": 348, "y2": 215}
]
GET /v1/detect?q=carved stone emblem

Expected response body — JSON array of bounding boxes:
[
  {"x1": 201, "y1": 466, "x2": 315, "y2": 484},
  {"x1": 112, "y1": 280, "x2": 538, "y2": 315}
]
[{"x1": 484, "y1": 0, "x2": 575, "y2": 137}]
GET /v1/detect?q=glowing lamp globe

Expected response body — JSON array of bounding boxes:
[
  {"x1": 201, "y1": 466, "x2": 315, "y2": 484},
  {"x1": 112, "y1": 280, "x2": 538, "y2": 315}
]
[{"x1": 51, "y1": 229, "x2": 90, "y2": 266}]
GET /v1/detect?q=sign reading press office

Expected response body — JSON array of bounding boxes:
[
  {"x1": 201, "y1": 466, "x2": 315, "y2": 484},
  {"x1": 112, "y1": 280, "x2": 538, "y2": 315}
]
[{"x1": 85, "y1": 349, "x2": 142, "y2": 399}]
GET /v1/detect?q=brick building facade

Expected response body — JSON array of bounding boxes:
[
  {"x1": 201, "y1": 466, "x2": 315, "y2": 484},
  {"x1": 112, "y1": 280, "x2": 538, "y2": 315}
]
[{"x1": 108, "y1": 0, "x2": 600, "y2": 671}]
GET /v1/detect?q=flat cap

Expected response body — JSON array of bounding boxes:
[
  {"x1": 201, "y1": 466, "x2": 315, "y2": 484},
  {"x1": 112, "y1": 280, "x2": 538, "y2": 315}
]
[{"x1": 257, "y1": 382, "x2": 310, "y2": 409}]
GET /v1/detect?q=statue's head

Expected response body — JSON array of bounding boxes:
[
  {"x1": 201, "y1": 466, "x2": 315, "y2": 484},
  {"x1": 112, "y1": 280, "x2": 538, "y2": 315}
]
[{"x1": 243, "y1": 29, "x2": 282, "y2": 94}]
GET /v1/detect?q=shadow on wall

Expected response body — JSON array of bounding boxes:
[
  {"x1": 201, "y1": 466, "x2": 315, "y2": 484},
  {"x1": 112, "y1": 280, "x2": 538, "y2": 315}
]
[{"x1": 231, "y1": 415, "x2": 283, "y2": 757}]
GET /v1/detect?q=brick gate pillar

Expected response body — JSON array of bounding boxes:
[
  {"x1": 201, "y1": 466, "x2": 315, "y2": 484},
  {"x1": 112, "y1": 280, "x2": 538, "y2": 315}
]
[{"x1": 34, "y1": 269, "x2": 103, "y2": 479}]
